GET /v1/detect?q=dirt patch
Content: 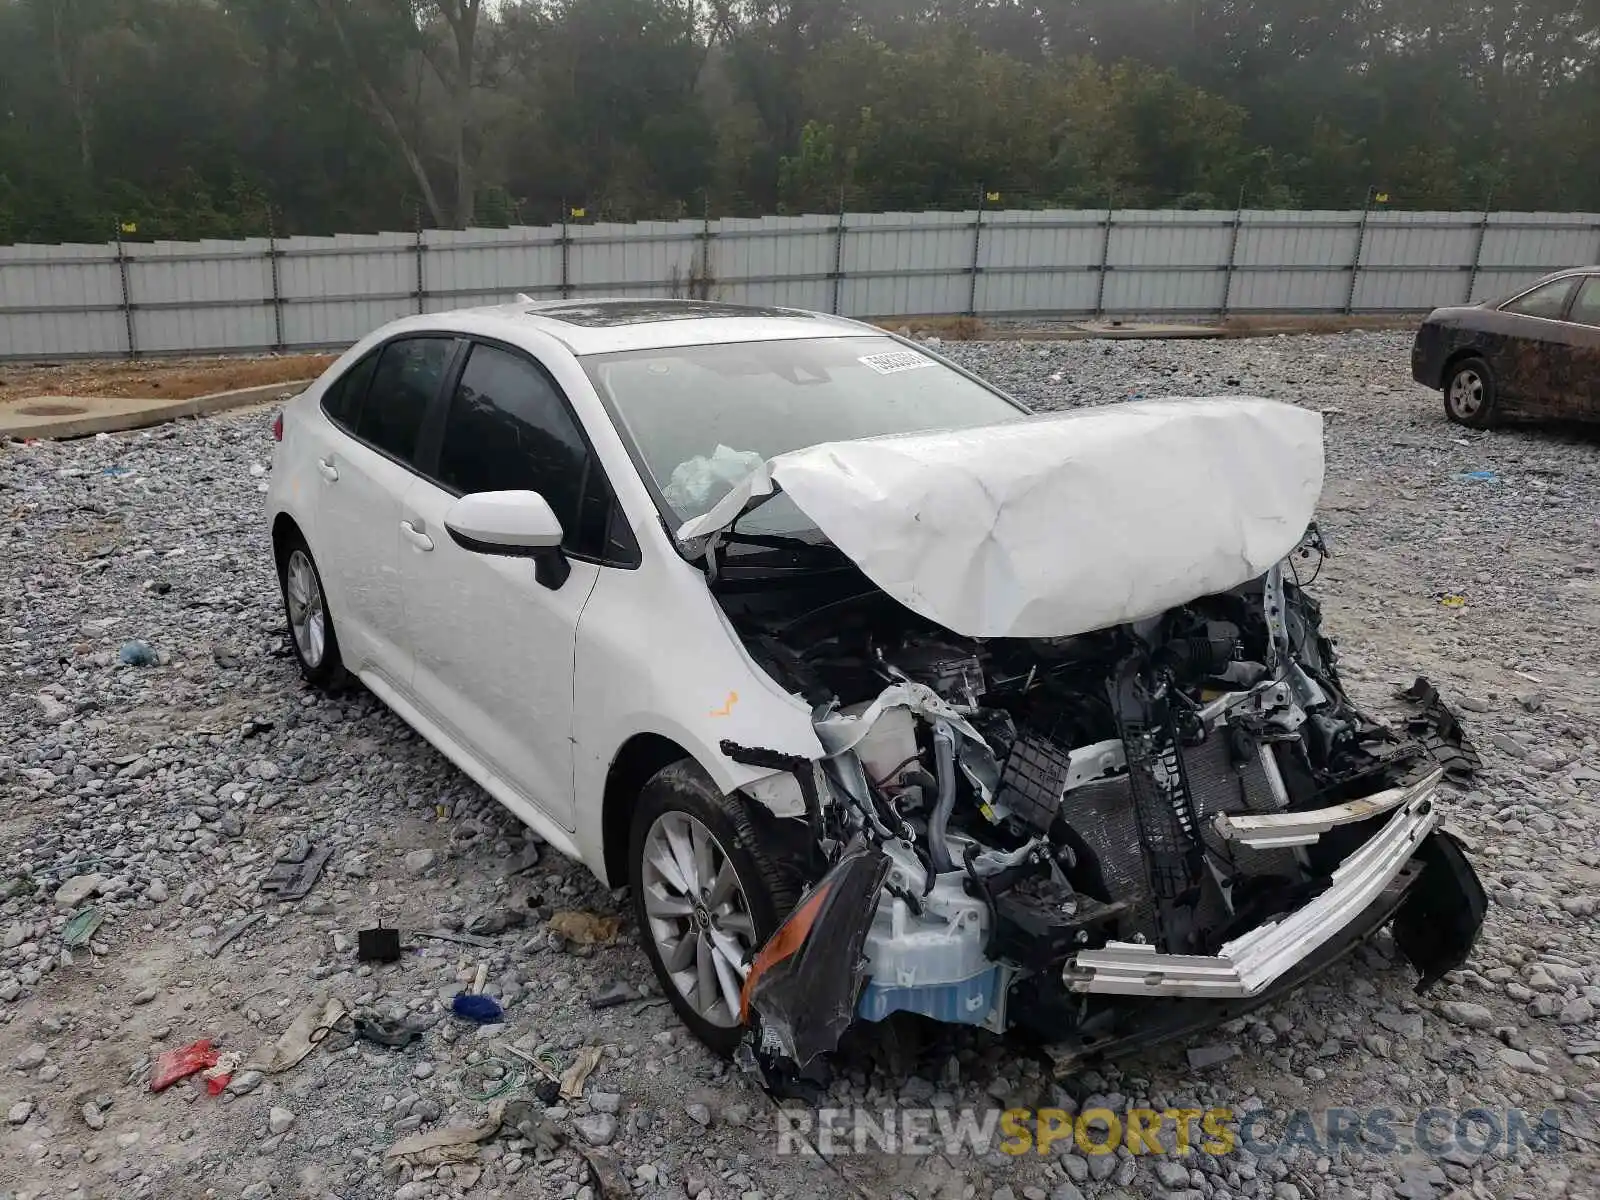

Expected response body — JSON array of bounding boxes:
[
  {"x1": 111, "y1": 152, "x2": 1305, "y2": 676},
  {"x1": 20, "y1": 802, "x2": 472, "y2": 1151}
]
[
  {"x1": 0, "y1": 354, "x2": 338, "y2": 402},
  {"x1": 872, "y1": 315, "x2": 989, "y2": 340}
]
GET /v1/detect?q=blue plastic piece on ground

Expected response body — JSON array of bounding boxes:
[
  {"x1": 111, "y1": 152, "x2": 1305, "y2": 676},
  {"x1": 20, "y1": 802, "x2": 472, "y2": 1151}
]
[
  {"x1": 1455, "y1": 470, "x2": 1499, "y2": 482},
  {"x1": 118, "y1": 640, "x2": 157, "y2": 666},
  {"x1": 452, "y1": 992, "x2": 504, "y2": 1023}
]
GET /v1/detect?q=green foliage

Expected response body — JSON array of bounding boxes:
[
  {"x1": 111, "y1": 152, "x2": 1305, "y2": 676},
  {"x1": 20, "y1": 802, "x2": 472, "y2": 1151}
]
[{"x1": 0, "y1": 0, "x2": 1596, "y2": 244}]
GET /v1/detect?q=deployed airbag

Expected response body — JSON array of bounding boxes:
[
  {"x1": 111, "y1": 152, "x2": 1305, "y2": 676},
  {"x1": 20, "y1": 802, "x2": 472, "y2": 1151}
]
[{"x1": 679, "y1": 398, "x2": 1325, "y2": 639}]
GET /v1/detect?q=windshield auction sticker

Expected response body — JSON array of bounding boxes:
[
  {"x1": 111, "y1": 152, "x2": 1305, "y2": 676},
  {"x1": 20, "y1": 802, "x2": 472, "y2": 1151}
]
[{"x1": 859, "y1": 351, "x2": 937, "y2": 375}]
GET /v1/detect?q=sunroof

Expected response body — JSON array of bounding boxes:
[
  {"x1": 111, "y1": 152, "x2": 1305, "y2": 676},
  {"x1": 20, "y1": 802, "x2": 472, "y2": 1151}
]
[{"x1": 531, "y1": 300, "x2": 811, "y2": 327}]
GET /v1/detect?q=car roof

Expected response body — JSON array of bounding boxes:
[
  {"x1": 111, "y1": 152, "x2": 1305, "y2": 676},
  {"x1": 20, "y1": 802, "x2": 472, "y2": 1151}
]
[{"x1": 391, "y1": 298, "x2": 882, "y2": 356}]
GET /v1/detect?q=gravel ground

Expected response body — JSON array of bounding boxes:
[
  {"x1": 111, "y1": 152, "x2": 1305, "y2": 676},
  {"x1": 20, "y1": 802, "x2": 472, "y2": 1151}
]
[{"x1": 2, "y1": 331, "x2": 1598, "y2": 1200}]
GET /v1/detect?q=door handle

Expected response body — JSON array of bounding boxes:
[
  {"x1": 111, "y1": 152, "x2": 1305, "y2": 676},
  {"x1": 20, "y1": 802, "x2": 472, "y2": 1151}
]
[
  {"x1": 316, "y1": 458, "x2": 338, "y2": 482},
  {"x1": 400, "y1": 520, "x2": 434, "y2": 552}
]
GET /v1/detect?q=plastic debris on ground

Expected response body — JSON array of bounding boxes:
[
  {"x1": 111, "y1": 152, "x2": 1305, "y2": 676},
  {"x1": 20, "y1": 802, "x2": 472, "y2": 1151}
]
[
  {"x1": 1395, "y1": 677, "x2": 1484, "y2": 782},
  {"x1": 1454, "y1": 470, "x2": 1500, "y2": 482},
  {"x1": 559, "y1": 1045, "x2": 603, "y2": 1101},
  {"x1": 582, "y1": 1147, "x2": 634, "y2": 1200},
  {"x1": 117, "y1": 640, "x2": 158, "y2": 666},
  {"x1": 1434, "y1": 591, "x2": 1468, "y2": 608},
  {"x1": 357, "y1": 923, "x2": 402, "y2": 963},
  {"x1": 246, "y1": 996, "x2": 346, "y2": 1073},
  {"x1": 150, "y1": 1039, "x2": 220, "y2": 1092},
  {"x1": 61, "y1": 907, "x2": 104, "y2": 948},
  {"x1": 201, "y1": 1050, "x2": 242, "y2": 1095},
  {"x1": 451, "y1": 993, "x2": 504, "y2": 1024},
  {"x1": 465, "y1": 903, "x2": 530, "y2": 936},
  {"x1": 547, "y1": 911, "x2": 620, "y2": 946},
  {"x1": 258, "y1": 839, "x2": 332, "y2": 901},
  {"x1": 205, "y1": 911, "x2": 265, "y2": 955}
]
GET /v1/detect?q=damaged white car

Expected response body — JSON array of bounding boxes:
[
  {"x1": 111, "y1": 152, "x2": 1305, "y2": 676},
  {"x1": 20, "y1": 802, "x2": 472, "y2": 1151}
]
[{"x1": 266, "y1": 299, "x2": 1486, "y2": 1081}]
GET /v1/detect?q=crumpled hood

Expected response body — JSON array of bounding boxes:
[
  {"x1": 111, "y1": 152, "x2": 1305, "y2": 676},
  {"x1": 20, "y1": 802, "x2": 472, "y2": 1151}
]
[{"x1": 678, "y1": 396, "x2": 1325, "y2": 639}]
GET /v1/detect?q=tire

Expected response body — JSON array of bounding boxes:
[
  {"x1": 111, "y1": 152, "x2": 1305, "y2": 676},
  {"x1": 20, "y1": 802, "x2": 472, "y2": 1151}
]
[
  {"x1": 276, "y1": 532, "x2": 347, "y2": 690},
  {"x1": 1443, "y1": 356, "x2": 1498, "y2": 428},
  {"x1": 629, "y1": 759, "x2": 800, "y2": 1056}
]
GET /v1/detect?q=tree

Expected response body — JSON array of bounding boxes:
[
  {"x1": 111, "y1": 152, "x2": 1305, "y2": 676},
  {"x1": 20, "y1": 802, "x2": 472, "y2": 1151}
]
[{"x1": 303, "y1": 0, "x2": 487, "y2": 226}]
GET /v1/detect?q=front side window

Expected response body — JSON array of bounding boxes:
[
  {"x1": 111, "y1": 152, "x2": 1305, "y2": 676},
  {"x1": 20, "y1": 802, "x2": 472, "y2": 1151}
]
[
  {"x1": 1501, "y1": 278, "x2": 1578, "y2": 320},
  {"x1": 354, "y1": 336, "x2": 454, "y2": 465},
  {"x1": 1569, "y1": 277, "x2": 1600, "y2": 328},
  {"x1": 436, "y1": 342, "x2": 610, "y2": 556}
]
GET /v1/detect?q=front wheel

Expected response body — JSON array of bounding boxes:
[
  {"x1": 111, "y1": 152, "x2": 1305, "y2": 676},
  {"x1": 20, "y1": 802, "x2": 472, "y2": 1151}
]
[
  {"x1": 1444, "y1": 357, "x2": 1498, "y2": 428},
  {"x1": 629, "y1": 761, "x2": 797, "y2": 1055}
]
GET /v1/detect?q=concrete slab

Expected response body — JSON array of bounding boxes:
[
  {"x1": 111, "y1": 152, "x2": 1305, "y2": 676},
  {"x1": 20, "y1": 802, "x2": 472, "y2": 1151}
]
[
  {"x1": 0, "y1": 380, "x2": 313, "y2": 440},
  {"x1": 1070, "y1": 321, "x2": 1224, "y2": 339}
]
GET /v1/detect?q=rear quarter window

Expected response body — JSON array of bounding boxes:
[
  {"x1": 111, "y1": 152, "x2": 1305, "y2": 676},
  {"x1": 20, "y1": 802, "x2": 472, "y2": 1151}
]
[{"x1": 320, "y1": 351, "x2": 379, "y2": 431}]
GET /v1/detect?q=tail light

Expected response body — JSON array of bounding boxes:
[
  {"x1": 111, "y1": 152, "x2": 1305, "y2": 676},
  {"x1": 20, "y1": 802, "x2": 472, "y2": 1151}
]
[{"x1": 271, "y1": 410, "x2": 284, "y2": 442}]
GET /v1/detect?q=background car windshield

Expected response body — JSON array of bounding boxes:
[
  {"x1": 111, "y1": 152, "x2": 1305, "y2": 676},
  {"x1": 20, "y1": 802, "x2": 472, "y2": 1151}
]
[{"x1": 584, "y1": 335, "x2": 1024, "y2": 535}]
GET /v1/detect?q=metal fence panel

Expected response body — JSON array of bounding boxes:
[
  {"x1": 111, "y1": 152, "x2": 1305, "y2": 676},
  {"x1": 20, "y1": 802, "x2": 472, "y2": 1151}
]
[{"x1": 4, "y1": 206, "x2": 1600, "y2": 359}]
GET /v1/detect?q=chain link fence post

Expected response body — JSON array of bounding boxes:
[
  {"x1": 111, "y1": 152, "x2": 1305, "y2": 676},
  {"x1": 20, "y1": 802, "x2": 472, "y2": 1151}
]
[
  {"x1": 1345, "y1": 186, "x2": 1373, "y2": 315},
  {"x1": 560, "y1": 199, "x2": 572, "y2": 300},
  {"x1": 114, "y1": 219, "x2": 137, "y2": 359},
  {"x1": 1221, "y1": 186, "x2": 1244, "y2": 319},
  {"x1": 831, "y1": 184, "x2": 846, "y2": 315},
  {"x1": 1094, "y1": 191, "x2": 1115, "y2": 319},
  {"x1": 1464, "y1": 192, "x2": 1492, "y2": 305},
  {"x1": 966, "y1": 184, "x2": 986, "y2": 317},
  {"x1": 267, "y1": 206, "x2": 286, "y2": 351},
  {"x1": 413, "y1": 204, "x2": 426, "y2": 315}
]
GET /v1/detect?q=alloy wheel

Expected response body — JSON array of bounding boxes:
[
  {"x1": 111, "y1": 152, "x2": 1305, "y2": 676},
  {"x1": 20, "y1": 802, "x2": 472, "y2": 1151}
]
[
  {"x1": 639, "y1": 810, "x2": 758, "y2": 1027},
  {"x1": 284, "y1": 549, "x2": 327, "y2": 669},
  {"x1": 1448, "y1": 368, "x2": 1485, "y2": 421}
]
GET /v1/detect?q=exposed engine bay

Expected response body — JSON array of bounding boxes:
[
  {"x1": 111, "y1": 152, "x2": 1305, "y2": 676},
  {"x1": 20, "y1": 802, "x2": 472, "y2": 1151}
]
[{"x1": 716, "y1": 526, "x2": 1487, "y2": 1083}]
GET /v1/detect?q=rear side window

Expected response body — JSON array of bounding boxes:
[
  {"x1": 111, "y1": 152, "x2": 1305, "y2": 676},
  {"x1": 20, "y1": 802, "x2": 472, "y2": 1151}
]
[
  {"x1": 321, "y1": 351, "x2": 378, "y2": 431},
  {"x1": 1570, "y1": 277, "x2": 1600, "y2": 328},
  {"x1": 355, "y1": 337, "x2": 454, "y2": 465},
  {"x1": 436, "y1": 342, "x2": 615, "y2": 558},
  {"x1": 1502, "y1": 278, "x2": 1578, "y2": 320}
]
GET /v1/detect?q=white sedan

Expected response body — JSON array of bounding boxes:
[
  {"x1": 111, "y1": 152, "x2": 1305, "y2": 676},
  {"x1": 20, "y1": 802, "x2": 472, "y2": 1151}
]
[{"x1": 267, "y1": 299, "x2": 1483, "y2": 1073}]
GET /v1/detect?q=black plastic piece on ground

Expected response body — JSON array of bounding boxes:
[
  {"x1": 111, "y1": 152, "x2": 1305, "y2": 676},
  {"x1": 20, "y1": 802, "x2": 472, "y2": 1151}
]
[
  {"x1": 358, "y1": 926, "x2": 401, "y2": 963},
  {"x1": 259, "y1": 843, "x2": 332, "y2": 901},
  {"x1": 1393, "y1": 829, "x2": 1487, "y2": 993}
]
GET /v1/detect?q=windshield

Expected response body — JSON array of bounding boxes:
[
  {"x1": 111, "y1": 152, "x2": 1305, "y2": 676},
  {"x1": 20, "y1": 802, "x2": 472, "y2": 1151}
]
[{"x1": 582, "y1": 335, "x2": 1026, "y2": 537}]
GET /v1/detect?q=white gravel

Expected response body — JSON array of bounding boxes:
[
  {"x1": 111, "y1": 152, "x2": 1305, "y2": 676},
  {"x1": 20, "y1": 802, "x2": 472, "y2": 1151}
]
[{"x1": 1, "y1": 331, "x2": 1598, "y2": 1200}]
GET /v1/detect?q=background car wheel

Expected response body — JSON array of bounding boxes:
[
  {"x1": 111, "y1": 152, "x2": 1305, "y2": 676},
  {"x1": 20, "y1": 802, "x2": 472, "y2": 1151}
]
[
  {"x1": 1443, "y1": 357, "x2": 1497, "y2": 428},
  {"x1": 629, "y1": 760, "x2": 799, "y2": 1056},
  {"x1": 277, "y1": 534, "x2": 346, "y2": 689}
]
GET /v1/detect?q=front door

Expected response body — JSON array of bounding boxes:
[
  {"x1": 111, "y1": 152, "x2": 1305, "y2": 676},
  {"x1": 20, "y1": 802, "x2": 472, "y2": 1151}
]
[
  {"x1": 1489, "y1": 275, "x2": 1582, "y2": 415},
  {"x1": 1563, "y1": 275, "x2": 1600, "y2": 419},
  {"x1": 397, "y1": 340, "x2": 612, "y2": 831}
]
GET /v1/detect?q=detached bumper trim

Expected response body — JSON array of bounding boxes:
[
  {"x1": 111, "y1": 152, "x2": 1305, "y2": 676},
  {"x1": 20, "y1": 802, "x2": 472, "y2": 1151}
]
[
  {"x1": 1214, "y1": 768, "x2": 1444, "y2": 849},
  {"x1": 1065, "y1": 786, "x2": 1442, "y2": 998}
]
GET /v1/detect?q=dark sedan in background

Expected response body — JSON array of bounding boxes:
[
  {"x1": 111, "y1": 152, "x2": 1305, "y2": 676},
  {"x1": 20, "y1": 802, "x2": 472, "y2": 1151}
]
[{"x1": 1412, "y1": 267, "x2": 1600, "y2": 428}]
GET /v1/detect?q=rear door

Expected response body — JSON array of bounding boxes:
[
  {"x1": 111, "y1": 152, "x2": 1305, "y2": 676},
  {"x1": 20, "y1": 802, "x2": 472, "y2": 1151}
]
[
  {"x1": 313, "y1": 334, "x2": 459, "y2": 690},
  {"x1": 1564, "y1": 275, "x2": 1600, "y2": 418},
  {"x1": 396, "y1": 339, "x2": 630, "y2": 831}
]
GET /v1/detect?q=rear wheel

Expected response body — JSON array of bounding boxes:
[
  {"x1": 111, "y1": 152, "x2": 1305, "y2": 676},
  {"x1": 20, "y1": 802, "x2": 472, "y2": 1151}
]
[
  {"x1": 277, "y1": 534, "x2": 346, "y2": 689},
  {"x1": 1443, "y1": 357, "x2": 1498, "y2": 428},
  {"x1": 629, "y1": 760, "x2": 798, "y2": 1055}
]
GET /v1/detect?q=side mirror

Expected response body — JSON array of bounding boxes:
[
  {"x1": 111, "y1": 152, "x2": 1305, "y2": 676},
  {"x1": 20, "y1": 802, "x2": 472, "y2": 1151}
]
[{"x1": 444, "y1": 491, "x2": 571, "y2": 588}]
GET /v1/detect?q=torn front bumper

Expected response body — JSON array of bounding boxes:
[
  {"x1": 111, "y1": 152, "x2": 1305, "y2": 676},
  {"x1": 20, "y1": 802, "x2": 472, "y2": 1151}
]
[{"x1": 1065, "y1": 781, "x2": 1443, "y2": 999}]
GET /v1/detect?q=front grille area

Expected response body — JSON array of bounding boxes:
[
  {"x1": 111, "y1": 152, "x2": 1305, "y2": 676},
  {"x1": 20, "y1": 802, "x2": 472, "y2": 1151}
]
[{"x1": 1059, "y1": 728, "x2": 1298, "y2": 949}]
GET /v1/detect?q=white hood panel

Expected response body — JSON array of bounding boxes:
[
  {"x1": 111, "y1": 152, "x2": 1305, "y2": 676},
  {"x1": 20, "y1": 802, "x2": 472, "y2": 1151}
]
[{"x1": 679, "y1": 397, "x2": 1325, "y2": 640}]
